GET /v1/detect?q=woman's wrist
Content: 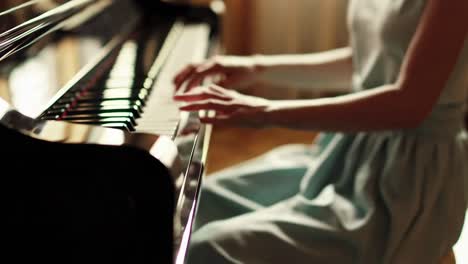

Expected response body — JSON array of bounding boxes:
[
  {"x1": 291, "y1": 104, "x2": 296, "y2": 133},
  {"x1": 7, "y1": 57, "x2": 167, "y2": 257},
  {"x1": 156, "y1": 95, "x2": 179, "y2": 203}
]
[
  {"x1": 250, "y1": 54, "x2": 269, "y2": 74},
  {"x1": 262, "y1": 99, "x2": 320, "y2": 130},
  {"x1": 262, "y1": 100, "x2": 293, "y2": 128}
]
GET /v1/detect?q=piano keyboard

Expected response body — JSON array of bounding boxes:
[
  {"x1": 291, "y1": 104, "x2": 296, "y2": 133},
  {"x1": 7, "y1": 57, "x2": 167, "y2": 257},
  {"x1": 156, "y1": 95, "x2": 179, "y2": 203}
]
[
  {"x1": 39, "y1": 18, "x2": 210, "y2": 138},
  {"x1": 136, "y1": 23, "x2": 210, "y2": 138}
]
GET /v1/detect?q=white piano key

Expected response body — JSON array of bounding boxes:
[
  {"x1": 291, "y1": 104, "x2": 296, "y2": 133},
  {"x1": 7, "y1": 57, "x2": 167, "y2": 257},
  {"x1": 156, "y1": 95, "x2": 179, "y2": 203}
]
[{"x1": 136, "y1": 22, "x2": 210, "y2": 138}]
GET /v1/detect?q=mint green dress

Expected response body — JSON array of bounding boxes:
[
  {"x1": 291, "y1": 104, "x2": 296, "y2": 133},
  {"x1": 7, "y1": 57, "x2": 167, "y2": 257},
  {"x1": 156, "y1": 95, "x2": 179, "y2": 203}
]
[{"x1": 187, "y1": 0, "x2": 468, "y2": 263}]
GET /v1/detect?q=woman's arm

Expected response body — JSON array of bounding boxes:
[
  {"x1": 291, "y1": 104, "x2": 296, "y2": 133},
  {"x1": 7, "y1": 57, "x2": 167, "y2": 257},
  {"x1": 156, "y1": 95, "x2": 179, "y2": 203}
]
[
  {"x1": 265, "y1": 0, "x2": 468, "y2": 132},
  {"x1": 255, "y1": 47, "x2": 353, "y2": 92},
  {"x1": 174, "y1": 47, "x2": 353, "y2": 94},
  {"x1": 176, "y1": 0, "x2": 467, "y2": 132}
]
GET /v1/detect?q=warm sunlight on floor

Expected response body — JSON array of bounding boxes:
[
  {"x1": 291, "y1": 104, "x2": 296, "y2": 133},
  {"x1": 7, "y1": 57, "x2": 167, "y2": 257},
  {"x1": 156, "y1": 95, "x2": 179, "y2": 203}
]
[{"x1": 206, "y1": 126, "x2": 317, "y2": 174}]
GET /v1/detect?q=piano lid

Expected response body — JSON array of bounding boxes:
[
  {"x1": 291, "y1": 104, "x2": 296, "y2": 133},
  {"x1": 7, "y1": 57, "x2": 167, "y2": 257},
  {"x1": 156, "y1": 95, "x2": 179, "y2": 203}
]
[
  {"x1": 0, "y1": 0, "x2": 117, "y2": 62},
  {"x1": 0, "y1": 0, "x2": 141, "y2": 117}
]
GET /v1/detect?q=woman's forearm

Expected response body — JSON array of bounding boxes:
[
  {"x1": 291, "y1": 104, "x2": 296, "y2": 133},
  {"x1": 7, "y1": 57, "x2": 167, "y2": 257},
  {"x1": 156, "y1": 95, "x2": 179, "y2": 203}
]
[
  {"x1": 265, "y1": 84, "x2": 427, "y2": 132},
  {"x1": 253, "y1": 47, "x2": 353, "y2": 92}
]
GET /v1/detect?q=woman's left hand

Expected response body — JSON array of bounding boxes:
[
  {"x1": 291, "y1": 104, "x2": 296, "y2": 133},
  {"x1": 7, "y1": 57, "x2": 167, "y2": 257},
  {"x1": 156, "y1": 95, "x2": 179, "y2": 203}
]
[{"x1": 174, "y1": 84, "x2": 272, "y2": 127}]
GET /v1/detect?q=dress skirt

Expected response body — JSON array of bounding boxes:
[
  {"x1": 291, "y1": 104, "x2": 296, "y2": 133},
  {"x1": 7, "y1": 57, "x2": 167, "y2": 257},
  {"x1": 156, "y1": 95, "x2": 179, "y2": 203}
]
[{"x1": 187, "y1": 104, "x2": 468, "y2": 264}]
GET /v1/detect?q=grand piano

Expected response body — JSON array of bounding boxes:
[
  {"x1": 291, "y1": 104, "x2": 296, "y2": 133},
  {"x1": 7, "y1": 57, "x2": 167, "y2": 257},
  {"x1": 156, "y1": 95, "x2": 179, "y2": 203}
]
[{"x1": 0, "y1": 0, "x2": 219, "y2": 263}]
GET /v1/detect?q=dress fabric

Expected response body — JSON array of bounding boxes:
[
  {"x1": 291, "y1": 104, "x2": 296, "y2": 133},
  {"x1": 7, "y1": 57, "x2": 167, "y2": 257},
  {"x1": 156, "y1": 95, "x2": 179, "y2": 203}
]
[{"x1": 187, "y1": 0, "x2": 468, "y2": 263}]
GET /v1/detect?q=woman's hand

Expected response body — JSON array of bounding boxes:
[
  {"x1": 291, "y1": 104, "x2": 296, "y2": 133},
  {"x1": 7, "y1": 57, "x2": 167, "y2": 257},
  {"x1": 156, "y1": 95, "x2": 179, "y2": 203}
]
[
  {"x1": 174, "y1": 84, "x2": 272, "y2": 127},
  {"x1": 173, "y1": 55, "x2": 264, "y2": 92}
]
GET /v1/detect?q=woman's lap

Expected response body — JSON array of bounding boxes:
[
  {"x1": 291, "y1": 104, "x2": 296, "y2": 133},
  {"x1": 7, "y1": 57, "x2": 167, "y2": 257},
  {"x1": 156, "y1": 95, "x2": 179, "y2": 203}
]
[
  {"x1": 194, "y1": 144, "x2": 317, "y2": 229},
  {"x1": 189, "y1": 196, "x2": 358, "y2": 264}
]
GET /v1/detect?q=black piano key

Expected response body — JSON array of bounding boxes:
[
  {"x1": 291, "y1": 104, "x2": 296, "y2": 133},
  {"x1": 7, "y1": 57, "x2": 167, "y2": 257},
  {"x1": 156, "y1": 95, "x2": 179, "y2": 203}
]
[
  {"x1": 44, "y1": 107, "x2": 139, "y2": 119},
  {"x1": 71, "y1": 104, "x2": 143, "y2": 117},
  {"x1": 85, "y1": 84, "x2": 134, "y2": 92},
  {"x1": 40, "y1": 116, "x2": 134, "y2": 131},
  {"x1": 69, "y1": 78, "x2": 108, "y2": 93},
  {"x1": 97, "y1": 77, "x2": 149, "y2": 91},
  {"x1": 60, "y1": 112, "x2": 137, "y2": 127},
  {"x1": 58, "y1": 96, "x2": 146, "y2": 107},
  {"x1": 60, "y1": 91, "x2": 83, "y2": 99},
  {"x1": 44, "y1": 105, "x2": 142, "y2": 118},
  {"x1": 60, "y1": 87, "x2": 147, "y2": 99},
  {"x1": 70, "y1": 78, "x2": 144, "y2": 93},
  {"x1": 67, "y1": 70, "x2": 139, "y2": 93},
  {"x1": 51, "y1": 100, "x2": 143, "y2": 112},
  {"x1": 106, "y1": 75, "x2": 146, "y2": 84},
  {"x1": 61, "y1": 88, "x2": 148, "y2": 99},
  {"x1": 41, "y1": 115, "x2": 61, "y2": 120},
  {"x1": 76, "y1": 91, "x2": 148, "y2": 103},
  {"x1": 67, "y1": 117, "x2": 135, "y2": 131}
]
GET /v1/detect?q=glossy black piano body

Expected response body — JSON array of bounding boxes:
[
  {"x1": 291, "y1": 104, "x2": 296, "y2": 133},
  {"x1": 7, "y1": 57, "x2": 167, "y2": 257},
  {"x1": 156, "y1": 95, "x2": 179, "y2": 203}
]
[
  {"x1": 1, "y1": 113, "x2": 175, "y2": 263},
  {"x1": 0, "y1": 0, "x2": 219, "y2": 263}
]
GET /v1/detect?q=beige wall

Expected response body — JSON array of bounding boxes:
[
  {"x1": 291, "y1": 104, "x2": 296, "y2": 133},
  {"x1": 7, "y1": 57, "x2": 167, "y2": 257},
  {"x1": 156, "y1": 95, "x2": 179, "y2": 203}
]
[
  {"x1": 219, "y1": 0, "x2": 349, "y2": 55},
  {"x1": 216, "y1": 0, "x2": 350, "y2": 99},
  {"x1": 251, "y1": 0, "x2": 349, "y2": 54}
]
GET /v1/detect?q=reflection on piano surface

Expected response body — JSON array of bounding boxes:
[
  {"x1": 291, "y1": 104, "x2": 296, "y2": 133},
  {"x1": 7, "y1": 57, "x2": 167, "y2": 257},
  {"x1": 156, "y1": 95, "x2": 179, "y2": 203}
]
[{"x1": 0, "y1": 0, "x2": 219, "y2": 263}]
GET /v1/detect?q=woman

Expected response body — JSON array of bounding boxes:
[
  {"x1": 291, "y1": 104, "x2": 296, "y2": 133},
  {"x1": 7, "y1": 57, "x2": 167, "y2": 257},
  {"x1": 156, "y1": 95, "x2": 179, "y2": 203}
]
[{"x1": 174, "y1": 0, "x2": 468, "y2": 263}]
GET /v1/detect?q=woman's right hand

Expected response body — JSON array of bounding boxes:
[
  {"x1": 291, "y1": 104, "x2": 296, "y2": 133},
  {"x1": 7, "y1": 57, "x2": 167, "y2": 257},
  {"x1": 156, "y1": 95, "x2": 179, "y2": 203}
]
[{"x1": 173, "y1": 55, "x2": 264, "y2": 93}]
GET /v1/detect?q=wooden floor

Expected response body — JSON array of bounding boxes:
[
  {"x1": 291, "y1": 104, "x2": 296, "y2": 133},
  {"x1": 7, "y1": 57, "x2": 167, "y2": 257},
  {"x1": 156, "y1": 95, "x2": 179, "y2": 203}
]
[
  {"x1": 205, "y1": 125, "x2": 468, "y2": 262},
  {"x1": 205, "y1": 125, "x2": 317, "y2": 174}
]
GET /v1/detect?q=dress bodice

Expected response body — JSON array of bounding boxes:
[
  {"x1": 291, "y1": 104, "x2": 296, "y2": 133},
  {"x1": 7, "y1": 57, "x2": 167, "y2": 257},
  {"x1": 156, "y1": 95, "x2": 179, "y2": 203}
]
[{"x1": 348, "y1": 0, "x2": 468, "y2": 106}]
